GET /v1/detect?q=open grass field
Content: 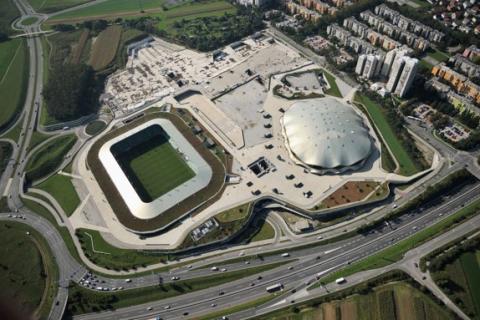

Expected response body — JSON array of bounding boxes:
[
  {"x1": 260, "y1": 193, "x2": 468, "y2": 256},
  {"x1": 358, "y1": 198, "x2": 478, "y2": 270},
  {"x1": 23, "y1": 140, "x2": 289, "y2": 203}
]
[
  {"x1": 37, "y1": 173, "x2": 80, "y2": 216},
  {"x1": 50, "y1": 0, "x2": 171, "y2": 21},
  {"x1": 354, "y1": 93, "x2": 419, "y2": 176},
  {"x1": 115, "y1": 125, "x2": 195, "y2": 202},
  {"x1": 216, "y1": 203, "x2": 251, "y2": 223},
  {"x1": 66, "y1": 261, "x2": 286, "y2": 315},
  {"x1": 29, "y1": 0, "x2": 94, "y2": 13},
  {"x1": 427, "y1": 48, "x2": 450, "y2": 63},
  {"x1": 0, "y1": 39, "x2": 22, "y2": 80},
  {"x1": 0, "y1": 221, "x2": 58, "y2": 319},
  {"x1": 26, "y1": 134, "x2": 77, "y2": 181},
  {"x1": 89, "y1": 25, "x2": 122, "y2": 71},
  {"x1": 259, "y1": 282, "x2": 450, "y2": 320},
  {"x1": 0, "y1": 0, "x2": 20, "y2": 36},
  {"x1": 85, "y1": 120, "x2": 106, "y2": 135},
  {"x1": 71, "y1": 28, "x2": 90, "y2": 64},
  {"x1": 0, "y1": 39, "x2": 29, "y2": 132},
  {"x1": 49, "y1": 0, "x2": 234, "y2": 24}
]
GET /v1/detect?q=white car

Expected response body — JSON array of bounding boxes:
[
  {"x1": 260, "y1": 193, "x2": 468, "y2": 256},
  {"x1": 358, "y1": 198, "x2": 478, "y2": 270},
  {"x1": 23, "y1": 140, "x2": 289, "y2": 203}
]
[
  {"x1": 164, "y1": 305, "x2": 171, "y2": 310},
  {"x1": 125, "y1": 279, "x2": 131, "y2": 283}
]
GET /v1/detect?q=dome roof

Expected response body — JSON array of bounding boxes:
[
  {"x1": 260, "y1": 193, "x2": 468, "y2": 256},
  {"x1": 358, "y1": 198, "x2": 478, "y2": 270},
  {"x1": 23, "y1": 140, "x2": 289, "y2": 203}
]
[{"x1": 282, "y1": 98, "x2": 372, "y2": 170}]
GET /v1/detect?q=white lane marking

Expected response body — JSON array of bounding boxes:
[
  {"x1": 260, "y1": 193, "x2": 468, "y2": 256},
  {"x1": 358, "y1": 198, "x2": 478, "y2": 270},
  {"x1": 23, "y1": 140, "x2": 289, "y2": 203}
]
[
  {"x1": 323, "y1": 247, "x2": 341, "y2": 254},
  {"x1": 3, "y1": 178, "x2": 12, "y2": 197}
]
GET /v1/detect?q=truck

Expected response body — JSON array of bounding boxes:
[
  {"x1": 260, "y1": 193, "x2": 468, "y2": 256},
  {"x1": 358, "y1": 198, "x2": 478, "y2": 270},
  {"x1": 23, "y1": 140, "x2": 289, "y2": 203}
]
[
  {"x1": 266, "y1": 283, "x2": 284, "y2": 293},
  {"x1": 335, "y1": 277, "x2": 346, "y2": 284}
]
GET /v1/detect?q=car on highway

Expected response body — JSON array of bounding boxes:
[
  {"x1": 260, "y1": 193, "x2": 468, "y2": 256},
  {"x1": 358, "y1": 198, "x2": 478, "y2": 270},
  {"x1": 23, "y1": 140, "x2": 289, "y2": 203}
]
[
  {"x1": 281, "y1": 253, "x2": 290, "y2": 257},
  {"x1": 146, "y1": 306, "x2": 153, "y2": 311}
]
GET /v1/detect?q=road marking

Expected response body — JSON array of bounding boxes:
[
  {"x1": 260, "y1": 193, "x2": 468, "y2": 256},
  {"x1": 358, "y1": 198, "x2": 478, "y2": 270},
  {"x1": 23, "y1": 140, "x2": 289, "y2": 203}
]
[
  {"x1": 3, "y1": 178, "x2": 12, "y2": 197},
  {"x1": 323, "y1": 247, "x2": 341, "y2": 254}
]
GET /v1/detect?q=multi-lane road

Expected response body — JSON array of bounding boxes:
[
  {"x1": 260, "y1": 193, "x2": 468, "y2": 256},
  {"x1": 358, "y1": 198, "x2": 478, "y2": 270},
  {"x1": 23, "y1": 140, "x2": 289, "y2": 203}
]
[{"x1": 2, "y1": 1, "x2": 480, "y2": 319}]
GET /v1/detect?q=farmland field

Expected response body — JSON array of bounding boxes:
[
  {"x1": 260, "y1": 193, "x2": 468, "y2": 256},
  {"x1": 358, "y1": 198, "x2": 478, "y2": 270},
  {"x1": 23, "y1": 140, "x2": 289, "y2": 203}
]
[
  {"x1": 256, "y1": 282, "x2": 451, "y2": 320},
  {"x1": 0, "y1": 39, "x2": 29, "y2": 131},
  {"x1": 28, "y1": 0, "x2": 94, "y2": 13},
  {"x1": 113, "y1": 125, "x2": 195, "y2": 202},
  {"x1": 436, "y1": 248, "x2": 480, "y2": 319},
  {"x1": 48, "y1": 0, "x2": 235, "y2": 24},
  {"x1": 0, "y1": 39, "x2": 22, "y2": 80},
  {"x1": 354, "y1": 93, "x2": 419, "y2": 176},
  {"x1": 89, "y1": 25, "x2": 122, "y2": 71}
]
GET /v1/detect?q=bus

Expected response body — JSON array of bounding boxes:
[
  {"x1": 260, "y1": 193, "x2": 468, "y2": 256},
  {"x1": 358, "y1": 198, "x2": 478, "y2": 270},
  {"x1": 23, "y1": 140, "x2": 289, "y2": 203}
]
[{"x1": 266, "y1": 283, "x2": 284, "y2": 293}]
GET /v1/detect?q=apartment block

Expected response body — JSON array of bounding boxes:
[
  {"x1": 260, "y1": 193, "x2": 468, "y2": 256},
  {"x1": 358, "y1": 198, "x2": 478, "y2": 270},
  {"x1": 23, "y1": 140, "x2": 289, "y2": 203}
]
[
  {"x1": 449, "y1": 54, "x2": 480, "y2": 78},
  {"x1": 386, "y1": 55, "x2": 418, "y2": 97}
]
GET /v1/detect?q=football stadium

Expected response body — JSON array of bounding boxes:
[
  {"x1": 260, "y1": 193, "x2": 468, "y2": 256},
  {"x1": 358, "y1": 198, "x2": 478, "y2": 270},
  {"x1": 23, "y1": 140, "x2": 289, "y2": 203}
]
[
  {"x1": 88, "y1": 113, "x2": 225, "y2": 233},
  {"x1": 281, "y1": 97, "x2": 373, "y2": 174}
]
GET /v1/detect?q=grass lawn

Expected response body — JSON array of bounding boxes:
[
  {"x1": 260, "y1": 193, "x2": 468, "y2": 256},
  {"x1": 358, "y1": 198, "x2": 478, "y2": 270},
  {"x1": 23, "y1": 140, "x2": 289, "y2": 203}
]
[
  {"x1": 0, "y1": 114, "x2": 24, "y2": 141},
  {"x1": 420, "y1": 58, "x2": 434, "y2": 71},
  {"x1": 21, "y1": 17, "x2": 39, "y2": 25},
  {"x1": 115, "y1": 125, "x2": 195, "y2": 202},
  {"x1": 50, "y1": 0, "x2": 169, "y2": 20},
  {"x1": 312, "y1": 197, "x2": 480, "y2": 287},
  {"x1": 26, "y1": 134, "x2": 77, "y2": 181},
  {"x1": 251, "y1": 221, "x2": 275, "y2": 242},
  {"x1": 0, "y1": 39, "x2": 22, "y2": 80},
  {"x1": 28, "y1": 131, "x2": 51, "y2": 152},
  {"x1": 29, "y1": 0, "x2": 94, "y2": 13},
  {"x1": 85, "y1": 120, "x2": 106, "y2": 135},
  {"x1": 37, "y1": 173, "x2": 80, "y2": 216},
  {"x1": 89, "y1": 25, "x2": 122, "y2": 71},
  {"x1": 49, "y1": 0, "x2": 234, "y2": 24},
  {"x1": 322, "y1": 70, "x2": 342, "y2": 98},
  {"x1": 354, "y1": 93, "x2": 418, "y2": 176},
  {"x1": 0, "y1": 39, "x2": 29, "y2": 131},
  {"x1": 0, "y1": 221, "x2": 58, "y2": 319},
  {"x1": 216, "y1": 203, "x2": 251, "y2": 223},
  {"x1": 427, "y1": 48, "x2": 450, "y2": 63},
  {"x1": 66, "y1": 261, "x2": 286, "y2": 315}
]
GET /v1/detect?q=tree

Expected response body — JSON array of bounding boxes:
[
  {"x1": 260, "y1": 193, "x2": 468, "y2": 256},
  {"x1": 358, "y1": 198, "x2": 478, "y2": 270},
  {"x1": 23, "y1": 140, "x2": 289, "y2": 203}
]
[
  {"x1": 0, "y1": 32, "x2": 8, "y2": 42},
  {"x1": 43, "y1": 63, "x2": 100, "y2": 121}
]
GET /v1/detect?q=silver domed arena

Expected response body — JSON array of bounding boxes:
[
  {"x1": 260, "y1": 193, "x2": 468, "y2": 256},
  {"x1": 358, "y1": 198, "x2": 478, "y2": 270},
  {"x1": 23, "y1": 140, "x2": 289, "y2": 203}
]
[{"x1": 281, "y1": 97, "x2": 372, "y2": 174}]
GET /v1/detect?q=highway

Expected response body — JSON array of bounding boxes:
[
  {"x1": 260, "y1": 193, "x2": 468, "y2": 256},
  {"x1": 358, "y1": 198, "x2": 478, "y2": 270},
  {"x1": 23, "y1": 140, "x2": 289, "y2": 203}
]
[{"x1": 1, "y1": 1, "x2": 480, "y2": 319}]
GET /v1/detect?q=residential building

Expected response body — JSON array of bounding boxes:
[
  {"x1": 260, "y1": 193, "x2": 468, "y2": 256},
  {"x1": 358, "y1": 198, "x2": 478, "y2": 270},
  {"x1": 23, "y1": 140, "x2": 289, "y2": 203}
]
[{"x1": 386, "y1": 55, "x2": 418, "y2": 97}]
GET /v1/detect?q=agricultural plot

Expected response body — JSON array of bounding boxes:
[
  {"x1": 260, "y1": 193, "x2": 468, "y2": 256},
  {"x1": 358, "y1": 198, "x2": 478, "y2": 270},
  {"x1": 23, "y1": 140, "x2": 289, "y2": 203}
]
[
  {"x1": 113, "y1": 125, "x2": 195, "y2": 202},
  {"x1": 28, "y1": 0, "x2": 94, "y2": 13},
  {"x1": 89, "y1": 25, "x2": 122, "y2": 71},
  {"x1": 0, "y1": 39, "x2": 29, "y2": 131},
  {"x1": 0, "y1": 39, "x2": 22, "y2": 80},
  {"x1": 49, "y1": 0, "x2": 171, "y2": 21},
  {"x1": 260, "y1": 282, "x2": 451, "y2": 320},
  {"x1": 437, "y1": 250, "x2": 480, "y2": 319}
]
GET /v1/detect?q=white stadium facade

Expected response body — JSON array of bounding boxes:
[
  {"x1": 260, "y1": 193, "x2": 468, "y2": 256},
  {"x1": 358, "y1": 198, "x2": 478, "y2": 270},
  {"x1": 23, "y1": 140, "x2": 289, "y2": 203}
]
[{"x1": 281, "y1": 97, "x2": 373, "y2": 174}]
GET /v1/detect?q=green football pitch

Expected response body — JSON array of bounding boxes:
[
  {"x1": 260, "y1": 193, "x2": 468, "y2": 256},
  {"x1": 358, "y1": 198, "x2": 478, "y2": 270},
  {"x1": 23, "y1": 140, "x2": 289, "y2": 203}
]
[{"x1": 115, "y1": 128, "x2": 195, "y2": 202}]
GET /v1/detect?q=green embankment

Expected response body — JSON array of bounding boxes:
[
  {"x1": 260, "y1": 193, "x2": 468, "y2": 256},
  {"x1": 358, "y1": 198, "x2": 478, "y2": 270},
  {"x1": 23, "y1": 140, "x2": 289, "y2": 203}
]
[
  {"x1": 26, "y1": 134, "x2": 77, "y2": 181},
  {"x1": 323, "y1": 70, "x2": 342, "y2": 98},
  {"x1": 354, "y1": 93, "x2": 419, "y2": 176},
  {"x1": 37, "y1": 173, "x2": 80, "y2": 216}
]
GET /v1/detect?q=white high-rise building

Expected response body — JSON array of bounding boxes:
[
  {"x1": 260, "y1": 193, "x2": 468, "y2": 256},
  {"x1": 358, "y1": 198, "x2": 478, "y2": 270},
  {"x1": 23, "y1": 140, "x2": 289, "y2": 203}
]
[
  {"x1": 362, "y1": 55, "x2": 379, "y2": 79},
  {"x1": 394, "y1": 57, "x2": 418, "y2": 97},
  {"x1": 386, "y1": 55, "x2": 406, "y2": 92},
  {"x1": 356, "y1": 54, "x2": 383, "y2": 80},
  {"x1": 386, "y1": 55, "x2": 418, "y2": 97},
  {"x1": 355, "y1": 54, "x2": 367, "y2": 75},
  {"x1": 381, "y1": 49, "x2": 397, "y2": 77}
]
